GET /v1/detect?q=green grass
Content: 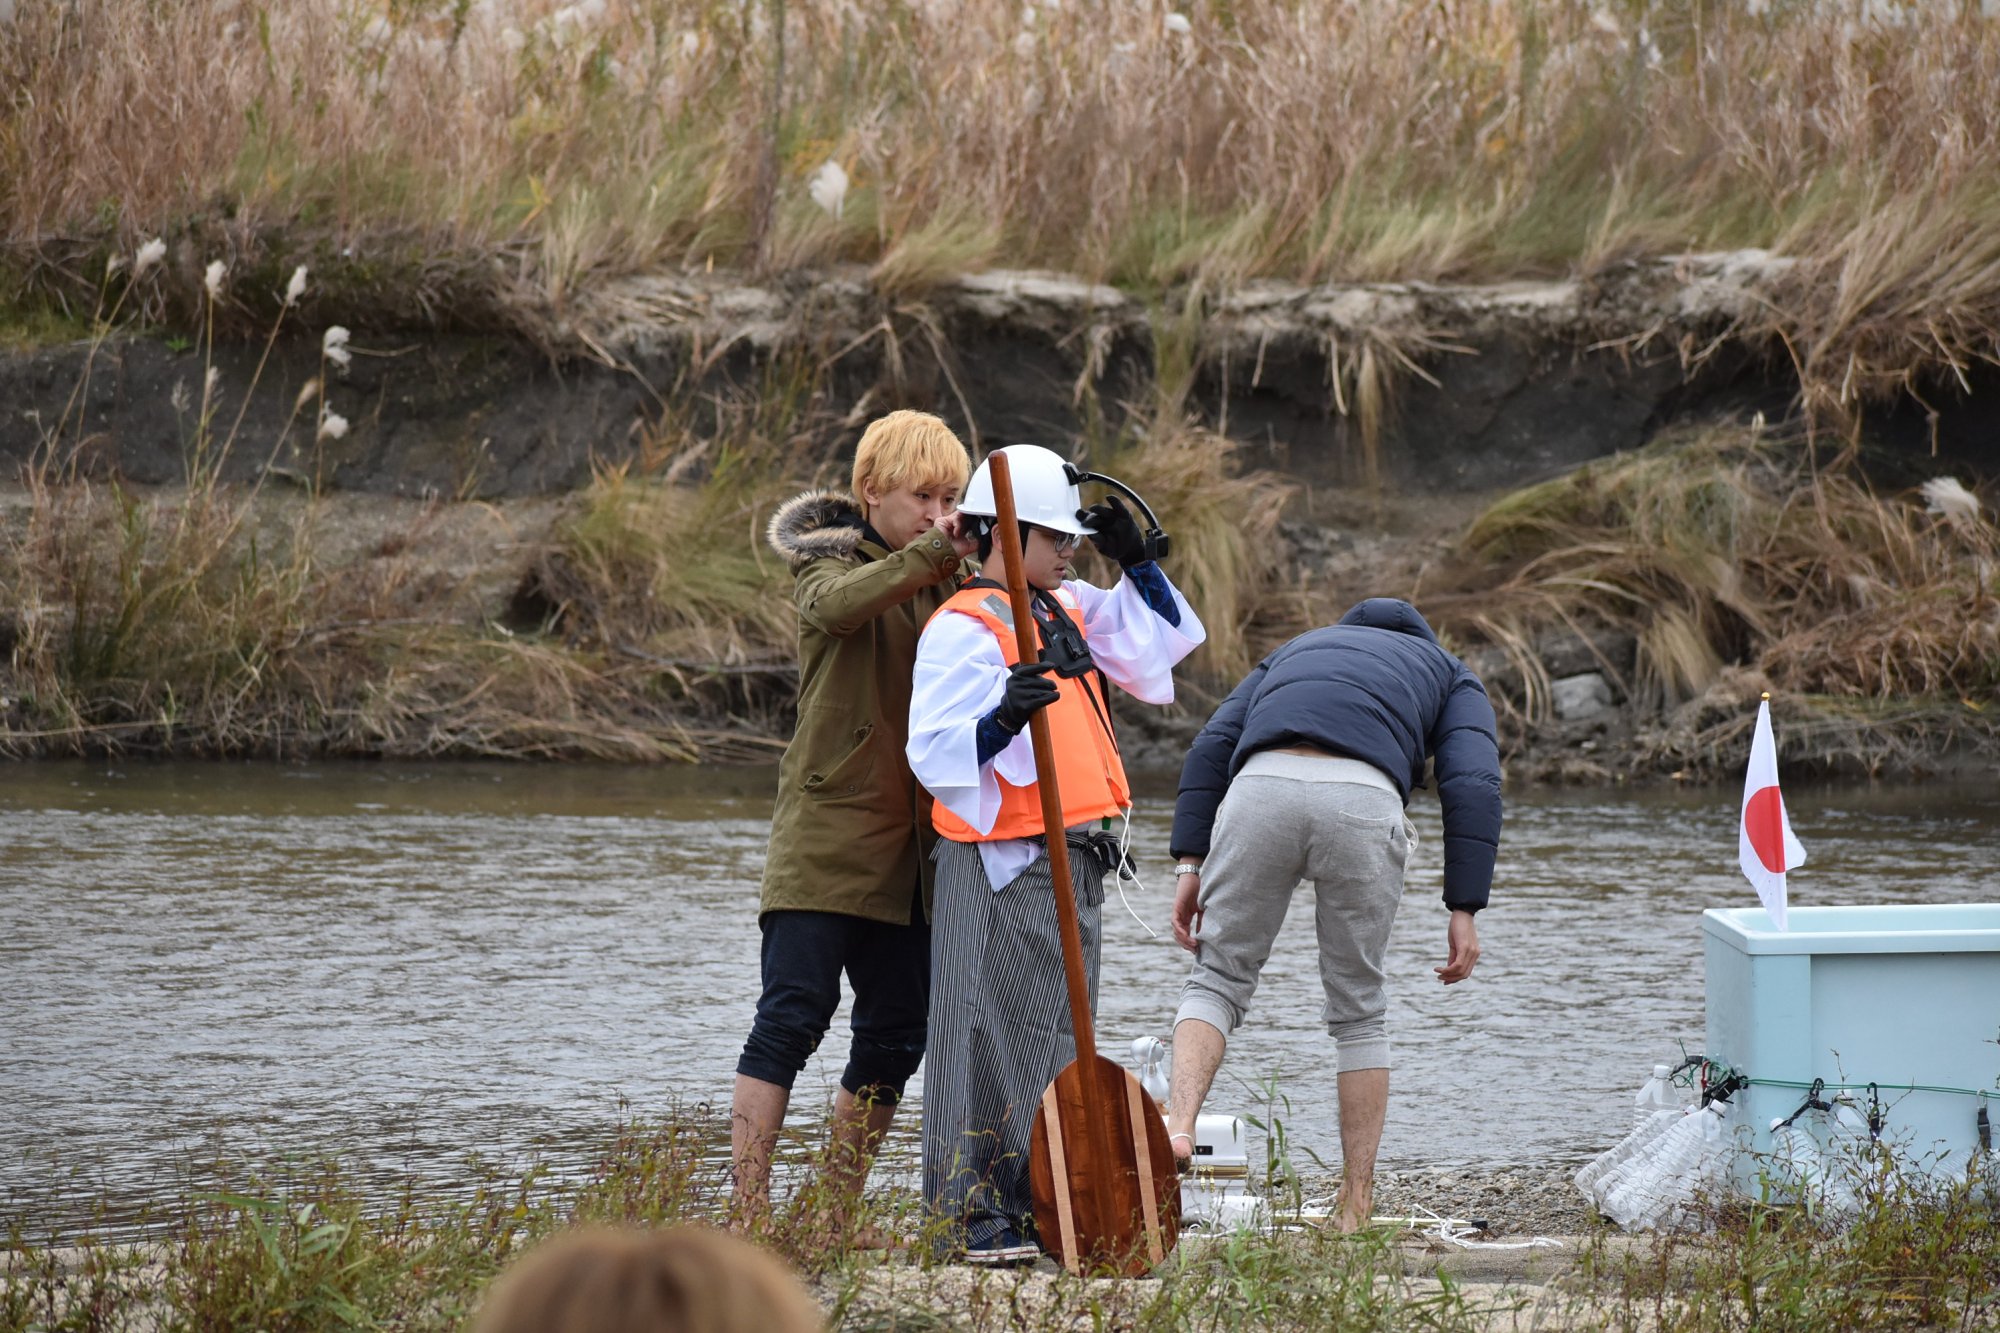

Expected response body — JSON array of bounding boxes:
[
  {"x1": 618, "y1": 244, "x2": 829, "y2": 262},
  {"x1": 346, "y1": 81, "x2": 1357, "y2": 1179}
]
[
  {"x1": 0, "y1": 1110, "x2": 1491, "y2": 1333},
  {"x1": 8, "y1": 1113, "x2": 1997, "y2": 1331},
  {"x1": 0, "y1": 290, "x2": 93, "y2": 350}
]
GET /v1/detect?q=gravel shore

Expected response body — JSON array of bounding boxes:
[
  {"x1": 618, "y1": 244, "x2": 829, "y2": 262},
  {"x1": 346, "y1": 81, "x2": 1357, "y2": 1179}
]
[{"x1": 1365, "y1": 1163, "x2": 1595, "y2": 1238}]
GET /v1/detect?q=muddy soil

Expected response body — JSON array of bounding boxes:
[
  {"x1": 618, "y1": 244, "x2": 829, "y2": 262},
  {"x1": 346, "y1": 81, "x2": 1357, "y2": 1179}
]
[{"x1": 7, "y1": 256, "x2": 1995, "y2": 502}]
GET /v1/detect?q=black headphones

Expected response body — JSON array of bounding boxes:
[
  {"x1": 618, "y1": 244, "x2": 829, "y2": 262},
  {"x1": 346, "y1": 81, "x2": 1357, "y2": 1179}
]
[{"x1": 1064, "y1": 464, "x2": 1173, "y2": 562}]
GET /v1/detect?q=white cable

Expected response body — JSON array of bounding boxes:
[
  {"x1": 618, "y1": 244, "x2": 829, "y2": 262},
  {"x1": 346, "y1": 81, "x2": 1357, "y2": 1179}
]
[
  {"x1": 1112, "y1": 804, "x2": 1160, "y2": 939},
  {"x1": 1401, "y1": 1202, "x2": 1562, "y2": 1249}
]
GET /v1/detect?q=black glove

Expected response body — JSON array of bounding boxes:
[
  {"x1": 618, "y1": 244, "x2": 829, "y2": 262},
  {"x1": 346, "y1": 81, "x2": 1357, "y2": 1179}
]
[
  {"x1": 1079, "y1": 493, "x2": 1149, "y2": 569},
  {"x1": 994, "y1": 661, "x2": 1060, "y2": 733}
]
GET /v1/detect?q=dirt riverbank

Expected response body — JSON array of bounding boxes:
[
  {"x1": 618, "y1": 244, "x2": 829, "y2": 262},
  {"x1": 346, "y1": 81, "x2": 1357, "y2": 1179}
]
[
  {"x1": 4, "y1": 259, "x2": 1995, "y2": 778},
  {"x1": 7, "y1": 258, "x2": 1997, "y2": 501}
]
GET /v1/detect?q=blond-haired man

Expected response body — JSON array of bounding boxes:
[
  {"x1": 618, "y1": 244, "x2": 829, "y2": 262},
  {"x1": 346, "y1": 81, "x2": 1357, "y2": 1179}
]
[{"x1": 731, "y1": 410, "x2": 976, "y2": 1234}]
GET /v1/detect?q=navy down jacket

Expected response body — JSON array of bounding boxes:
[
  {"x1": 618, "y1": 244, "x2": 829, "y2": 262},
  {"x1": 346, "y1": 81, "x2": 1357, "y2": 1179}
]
[{"x1": 1170, "y1": 598, "x2": 1502, "y2": 911}]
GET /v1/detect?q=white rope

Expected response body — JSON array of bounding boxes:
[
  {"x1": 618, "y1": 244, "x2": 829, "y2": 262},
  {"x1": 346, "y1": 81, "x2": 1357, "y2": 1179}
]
[
  {"x1": 1257, "y1": 1199, "x2": 1567, "y2": 1249},
  {"x1": 1398, "y1": 1202, "x2": 1566, "y2": 1250},
  {"x1": 1112, "y1": 804, "x2": 1160, "y2": 939}
]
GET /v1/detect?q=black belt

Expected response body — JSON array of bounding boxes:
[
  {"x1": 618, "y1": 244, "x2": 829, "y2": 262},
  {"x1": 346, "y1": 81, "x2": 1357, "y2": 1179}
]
[{"x1": 1035, "y1": 826, "x2": 1128, "y2": 879}]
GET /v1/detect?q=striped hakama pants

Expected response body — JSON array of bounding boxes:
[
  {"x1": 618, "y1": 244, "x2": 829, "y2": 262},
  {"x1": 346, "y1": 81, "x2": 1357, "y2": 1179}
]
[{"x1": 924, "y1": 834, "x2": 1105, "y2": 1248}]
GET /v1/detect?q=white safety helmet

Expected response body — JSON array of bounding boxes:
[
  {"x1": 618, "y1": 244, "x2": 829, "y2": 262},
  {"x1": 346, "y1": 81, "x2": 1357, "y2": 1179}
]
[{"x1": 959, "y1": 445, "x2": 1095, "y2": 536}]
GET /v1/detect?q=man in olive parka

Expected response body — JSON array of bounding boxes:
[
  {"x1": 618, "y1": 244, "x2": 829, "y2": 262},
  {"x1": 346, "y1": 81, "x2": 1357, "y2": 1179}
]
[{"x1": 731, "y1": 411, "x2": 975, "y2": 1235}]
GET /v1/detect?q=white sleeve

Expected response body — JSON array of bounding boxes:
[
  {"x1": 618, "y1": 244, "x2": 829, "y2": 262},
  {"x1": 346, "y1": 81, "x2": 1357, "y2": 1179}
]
[
  {"x1": 906, "y1": 612, "x2": 1036, "y2": 836},
  {"x1": 1066, "y1": 573, "x2": 1207, "y2": 705}
]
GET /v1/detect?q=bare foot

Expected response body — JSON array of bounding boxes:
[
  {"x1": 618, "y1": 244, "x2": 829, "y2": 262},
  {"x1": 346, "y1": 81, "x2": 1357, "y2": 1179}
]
[
  {"x1": 726, "y1": 1193, "x2": 772, "y2": 1237},
  {"x1": 1331, "y1": 1184, "x2": 1373, "y2": 1233},
  {"x1": 839, "y1": 1220, "x2": 895, "y2": 1251},
  {"x1": 791, "y1": 1198, "x2": 897, "y2": 1252}
]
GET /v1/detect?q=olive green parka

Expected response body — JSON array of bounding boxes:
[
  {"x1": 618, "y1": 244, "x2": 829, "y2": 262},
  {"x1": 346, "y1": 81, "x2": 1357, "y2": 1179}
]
[{"x1": 758, "y1": 490, "x2": 966, "y2": 924}]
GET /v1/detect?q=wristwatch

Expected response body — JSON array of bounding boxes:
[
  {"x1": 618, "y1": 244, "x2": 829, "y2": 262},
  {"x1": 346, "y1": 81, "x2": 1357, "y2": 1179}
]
[{"x1": 1173, "y1": 863, "x2": 1203, "y2": 877}]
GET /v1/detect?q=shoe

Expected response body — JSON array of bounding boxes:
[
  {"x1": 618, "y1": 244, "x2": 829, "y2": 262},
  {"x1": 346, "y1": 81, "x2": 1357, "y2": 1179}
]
[{"x1": 964, "y1": 1228, "x2": 1040, "y2": 1267}]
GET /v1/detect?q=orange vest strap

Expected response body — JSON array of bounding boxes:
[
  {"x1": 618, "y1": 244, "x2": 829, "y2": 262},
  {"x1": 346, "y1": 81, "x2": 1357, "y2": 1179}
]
[{"x1": 930, "y1": 585, "x2": 1130, "y2": 842}]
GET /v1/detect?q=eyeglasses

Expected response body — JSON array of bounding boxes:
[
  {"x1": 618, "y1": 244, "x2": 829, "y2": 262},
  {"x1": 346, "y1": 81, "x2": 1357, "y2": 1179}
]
[{"x1": 1031, "y1": 527, "x2": 1082, "y2": 555}]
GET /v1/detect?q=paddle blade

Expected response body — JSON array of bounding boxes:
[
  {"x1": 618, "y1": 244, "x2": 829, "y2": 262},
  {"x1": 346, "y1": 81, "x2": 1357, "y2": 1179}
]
[{"x1": 1029, "y1": 1055, "x2": 1181, "y2": 1277}]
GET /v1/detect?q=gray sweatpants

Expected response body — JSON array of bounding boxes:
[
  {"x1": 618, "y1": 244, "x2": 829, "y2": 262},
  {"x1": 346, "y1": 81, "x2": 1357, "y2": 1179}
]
[{"x1": 1175, "y1": 752, "x2": 1414, "y2": 1072}]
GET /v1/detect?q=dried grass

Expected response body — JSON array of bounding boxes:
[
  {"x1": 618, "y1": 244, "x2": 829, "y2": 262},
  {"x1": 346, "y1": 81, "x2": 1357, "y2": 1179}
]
[
  {"x1": 0, "y1": 454, "x2": 800, "y2": 762},
  {"x1": 5, "y1": 1, "x2": 1999, "y2": 417},
  {"x1": 526, "y1": 464, "x2": 797, "y2": 668},
  {"x1": 4, "y1": 469, "x2": 399, "y2": 756},
  {"x1": 1421, "y1": 423, "x2": 2000, "y2": 727},
  {"x1": 1086, "y1": 421, "x2": 1293, "y2": 689}
]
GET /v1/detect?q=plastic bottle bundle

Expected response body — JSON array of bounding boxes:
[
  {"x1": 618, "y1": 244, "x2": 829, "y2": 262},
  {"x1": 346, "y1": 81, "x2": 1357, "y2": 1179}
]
[
  {"x1": 1587, "y1": 1110, "x2": 1686, "y2": 1222},
  {"x1": 1576, "y1": 1106, "x2": 1683, "y2": 1200},
  {"x1": 1575, "y1": 1064, "x2": 1688, "y2": 1201},
  {"x1": 1600, "y1": 1099, "x2": 1734, "y2": 1231},
  {"x1": 1766, "y1": 1115, "x2": 1827, "y2": 1208},
  {"x1": 1818, "y1": 1097, "x2": 1876, "y2": 1218}
]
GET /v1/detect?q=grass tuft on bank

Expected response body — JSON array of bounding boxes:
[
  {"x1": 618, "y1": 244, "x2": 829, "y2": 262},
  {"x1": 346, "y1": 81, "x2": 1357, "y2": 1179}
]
[
  {"x1": 1403, "y1": 424, "x2": 2000, "y2": 774},
  {"x1": 1564, "y1": 1159, "x2": 2000, "y2": 1331}
]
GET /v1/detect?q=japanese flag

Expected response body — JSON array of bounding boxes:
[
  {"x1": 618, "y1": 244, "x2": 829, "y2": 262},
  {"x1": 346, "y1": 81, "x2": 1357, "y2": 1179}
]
[{"x1": 1739, "y1": 697, "x2": 1806, "y2": 930}]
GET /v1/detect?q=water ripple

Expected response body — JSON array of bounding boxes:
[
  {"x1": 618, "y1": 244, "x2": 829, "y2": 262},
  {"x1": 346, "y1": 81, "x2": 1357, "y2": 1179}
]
[{"x1": 3, "y1": 760, "x2": 1993, "y2": 1231}]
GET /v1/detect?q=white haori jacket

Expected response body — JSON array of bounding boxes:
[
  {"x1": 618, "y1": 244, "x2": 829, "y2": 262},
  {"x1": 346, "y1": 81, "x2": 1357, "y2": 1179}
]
[{"x1": 907, "y1": 570, "x2": 1206, "y2": 890}]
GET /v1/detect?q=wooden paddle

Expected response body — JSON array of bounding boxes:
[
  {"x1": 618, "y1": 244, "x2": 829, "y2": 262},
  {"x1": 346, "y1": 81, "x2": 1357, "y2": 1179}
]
[{"x1": 985, "y1": 451, "x2": 1180, "y2": 1278}]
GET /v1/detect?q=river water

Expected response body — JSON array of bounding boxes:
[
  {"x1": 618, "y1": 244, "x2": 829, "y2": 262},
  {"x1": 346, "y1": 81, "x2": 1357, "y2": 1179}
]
[{"x1": 3, "y1": 760, "x2": 1995, "y2": 1234}]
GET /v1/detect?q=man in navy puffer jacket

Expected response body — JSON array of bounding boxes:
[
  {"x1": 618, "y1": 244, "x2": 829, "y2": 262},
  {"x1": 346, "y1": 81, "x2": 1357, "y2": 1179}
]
[{"x1": 1162, "y1": 598, "x2": 1501, "y2": 1231}]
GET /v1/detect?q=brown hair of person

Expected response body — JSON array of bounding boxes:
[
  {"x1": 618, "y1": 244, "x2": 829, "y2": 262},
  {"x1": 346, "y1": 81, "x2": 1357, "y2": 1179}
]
[{"x1": 472, "y1": 1226, "x2": 824, "y2": 1333}]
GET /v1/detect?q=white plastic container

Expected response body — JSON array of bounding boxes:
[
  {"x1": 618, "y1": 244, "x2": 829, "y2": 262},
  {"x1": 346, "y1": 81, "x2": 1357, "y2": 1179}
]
[{"x1": 1181, "y1": 1112, "x2": 1248, "y2": 1175}]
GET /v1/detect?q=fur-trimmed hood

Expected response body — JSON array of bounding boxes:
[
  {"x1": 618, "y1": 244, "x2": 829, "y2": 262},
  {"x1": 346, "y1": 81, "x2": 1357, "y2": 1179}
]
[
  {"x1": 767, "y1": 489, "x2": 867, "y2": 569},
  {"x1": 759, "y1": 485, "x2": 963, "y2": 926}
]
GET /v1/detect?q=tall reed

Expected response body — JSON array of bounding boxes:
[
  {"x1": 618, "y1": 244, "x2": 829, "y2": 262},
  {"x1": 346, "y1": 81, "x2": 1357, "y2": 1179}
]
[{"x1": 5, "y1": 1, "x2": 1997, "y2": 411}]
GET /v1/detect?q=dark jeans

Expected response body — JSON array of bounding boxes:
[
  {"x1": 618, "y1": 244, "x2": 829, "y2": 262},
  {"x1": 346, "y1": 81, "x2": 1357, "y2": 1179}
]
[{"x1": 736, "y1": 907, "x2": 930, "y2": 1104}]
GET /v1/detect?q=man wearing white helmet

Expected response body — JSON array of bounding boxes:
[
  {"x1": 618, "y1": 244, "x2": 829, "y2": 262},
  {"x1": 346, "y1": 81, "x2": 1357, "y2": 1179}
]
[{"x1": 906, "y1": 444, "x2": 1206, "y2": 1263}]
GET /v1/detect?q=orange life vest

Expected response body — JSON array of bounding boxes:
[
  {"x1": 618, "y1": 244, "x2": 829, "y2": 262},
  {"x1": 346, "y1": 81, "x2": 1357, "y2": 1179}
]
[{"x1": 928, "y1": 583, "x2": 1130, "y2": 842}]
